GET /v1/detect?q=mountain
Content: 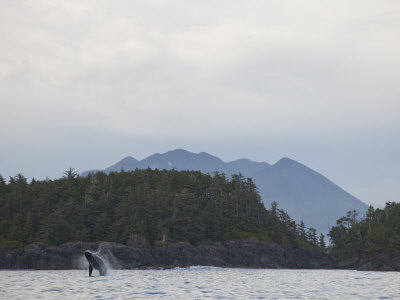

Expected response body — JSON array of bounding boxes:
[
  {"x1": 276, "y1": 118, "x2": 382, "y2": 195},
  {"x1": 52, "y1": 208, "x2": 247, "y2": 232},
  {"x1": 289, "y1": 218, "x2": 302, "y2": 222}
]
[
  {"x1": 253, "y1": 158, "x2": 368, "y2": 234},
  {"x1": 82, "y1": 149, "x2": 368, "y2": 234},
  {"x1": 82, "y1": 149, "x2": 271, "y2": 178}
]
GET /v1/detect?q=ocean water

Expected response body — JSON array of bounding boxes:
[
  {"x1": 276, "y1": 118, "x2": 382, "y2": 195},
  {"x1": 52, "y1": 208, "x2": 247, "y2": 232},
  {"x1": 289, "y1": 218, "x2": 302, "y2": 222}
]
[{"x1": 0, "y1": 267, "x2": 398, "y2": 299}]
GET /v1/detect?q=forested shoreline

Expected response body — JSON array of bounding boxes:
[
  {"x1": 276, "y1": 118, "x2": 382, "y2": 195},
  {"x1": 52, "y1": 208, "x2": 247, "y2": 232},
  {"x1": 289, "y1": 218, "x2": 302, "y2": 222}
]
[
  {"x1": 0, "y1": 169, "x2": 320, "y2": 249},
  {"x1": 328, "y1": 202, "x2": 400, "y2": 268},
  {"x1": 1, "y1": 168, "x2": 399, "y2": 271}
]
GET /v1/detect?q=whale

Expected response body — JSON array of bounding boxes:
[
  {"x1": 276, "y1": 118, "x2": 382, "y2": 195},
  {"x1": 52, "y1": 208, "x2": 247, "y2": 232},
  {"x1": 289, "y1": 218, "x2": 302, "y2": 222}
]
[{"x1": 84, "y1": 250, "x2": 107, "y2": 276}]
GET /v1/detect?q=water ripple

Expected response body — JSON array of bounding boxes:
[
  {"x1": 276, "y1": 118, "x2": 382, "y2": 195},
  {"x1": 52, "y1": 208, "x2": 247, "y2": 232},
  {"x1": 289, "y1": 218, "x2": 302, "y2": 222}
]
[{"x1": 0, "y1": 269, "x2": 399, "y2": 299}]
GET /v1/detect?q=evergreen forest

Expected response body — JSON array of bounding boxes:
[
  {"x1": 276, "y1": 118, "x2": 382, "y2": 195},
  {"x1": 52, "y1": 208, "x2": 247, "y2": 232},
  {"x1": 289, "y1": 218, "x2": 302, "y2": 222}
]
[
  {"x1": 328, "y1": 202, "x2": 400, "y2": 263},
  {"x1": 0, "y1": 169, "x2": 320, "y2": 249}
]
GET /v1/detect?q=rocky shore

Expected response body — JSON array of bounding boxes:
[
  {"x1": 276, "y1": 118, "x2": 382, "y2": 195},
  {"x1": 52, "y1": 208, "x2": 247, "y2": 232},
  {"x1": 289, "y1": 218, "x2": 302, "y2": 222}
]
[
  {"x1": 0, "y1": 239, "x2": 336, "y2": 270},
  {"x1": 339, "y1": 255, "x2": 400, "y2": 272}
]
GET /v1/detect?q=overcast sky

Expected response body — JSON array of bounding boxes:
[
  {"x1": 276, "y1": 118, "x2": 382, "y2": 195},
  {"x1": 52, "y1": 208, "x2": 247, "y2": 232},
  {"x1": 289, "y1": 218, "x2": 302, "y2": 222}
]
[{"x1": 1, "y1": 0, "x2": 399, "y2": 207}]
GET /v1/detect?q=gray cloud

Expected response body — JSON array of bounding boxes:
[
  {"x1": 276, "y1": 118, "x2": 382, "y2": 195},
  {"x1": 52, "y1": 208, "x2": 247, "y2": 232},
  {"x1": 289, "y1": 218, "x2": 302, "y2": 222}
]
[{"x1": 0, "y1": 0, "x2": 399, "y2": 207}]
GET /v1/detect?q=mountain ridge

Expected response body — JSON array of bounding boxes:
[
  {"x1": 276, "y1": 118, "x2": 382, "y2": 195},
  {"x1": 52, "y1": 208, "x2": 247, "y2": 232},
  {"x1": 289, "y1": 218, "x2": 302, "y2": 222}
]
[{"x1": 81, "y1": 149, "x2": 368, "y2": 234}]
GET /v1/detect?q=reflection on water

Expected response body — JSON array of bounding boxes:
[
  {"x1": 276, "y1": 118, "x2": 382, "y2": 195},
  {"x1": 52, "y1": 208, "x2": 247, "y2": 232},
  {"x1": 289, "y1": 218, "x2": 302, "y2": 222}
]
[{"x1": 1, "y1": 267, "x2": 399, "y2": 299}]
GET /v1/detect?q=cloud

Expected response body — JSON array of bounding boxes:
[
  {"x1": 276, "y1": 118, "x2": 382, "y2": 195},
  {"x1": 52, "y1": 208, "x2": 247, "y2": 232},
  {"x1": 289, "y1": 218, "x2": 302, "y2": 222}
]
[{"x1": 0, "y1": 0, "x2": 399, "y2": 204}]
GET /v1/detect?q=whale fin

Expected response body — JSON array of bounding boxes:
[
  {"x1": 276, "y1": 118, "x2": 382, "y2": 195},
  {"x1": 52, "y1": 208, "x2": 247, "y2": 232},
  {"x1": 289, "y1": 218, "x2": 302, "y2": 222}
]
[{"x1": 89, "y1": 265, "x2": 93, "y2": 277}]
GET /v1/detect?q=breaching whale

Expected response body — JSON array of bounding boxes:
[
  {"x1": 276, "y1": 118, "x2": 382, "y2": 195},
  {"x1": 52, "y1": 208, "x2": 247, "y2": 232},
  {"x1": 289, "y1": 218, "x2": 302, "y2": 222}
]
[{"x1": 84, "y1": 250, "x2": 107, "y2": 276}]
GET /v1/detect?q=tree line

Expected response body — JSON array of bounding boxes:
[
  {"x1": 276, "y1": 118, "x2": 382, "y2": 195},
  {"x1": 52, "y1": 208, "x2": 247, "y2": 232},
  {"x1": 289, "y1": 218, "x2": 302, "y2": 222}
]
[
  {"x1": 328, "y1": 202, "x2": 400, "y2": 263},
  {"x1": 0, "y1": 169, "x2": 321, "y2": 249}
]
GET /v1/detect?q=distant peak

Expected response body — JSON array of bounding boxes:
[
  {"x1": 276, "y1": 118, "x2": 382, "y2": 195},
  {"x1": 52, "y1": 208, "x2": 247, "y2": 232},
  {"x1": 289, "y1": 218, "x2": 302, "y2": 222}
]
[
  {"x1": 170, "y1": 149, "x2": 194, "y2": 154},
  {"x1": 272, "y1": 157, "x2": 317, "y2": 174},
  {"x1": 278, "y1": 157, "x2": 293, "y2": 162},
  {"x1": 231, "y1": 158, "x2": 251, "y2": 163},
  {"x1": 120, "y1": 156, "x2": 138, "y2": 162},
  {"x1": 274, "y1": 157, "x2": 302, "y2": 167},
  {"x1": 174, "y1": 148, "x2": 190, "y2": 152}
]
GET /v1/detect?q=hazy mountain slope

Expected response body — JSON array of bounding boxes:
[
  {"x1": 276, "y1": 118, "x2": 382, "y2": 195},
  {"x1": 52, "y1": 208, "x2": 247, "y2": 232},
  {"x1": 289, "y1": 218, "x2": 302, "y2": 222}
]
[
  {"x1": 227, "y1": 159, "x2": 271, "y2": 175},
  {"x1": 253, "y1": 158, "x2": 368, "y2": 234},
  {"x1": 105, "y1": 156, "x2": 139, "y2": 173},
  {"x1": 81, "y1": 149, "x2": 368, "y2": 234}
]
